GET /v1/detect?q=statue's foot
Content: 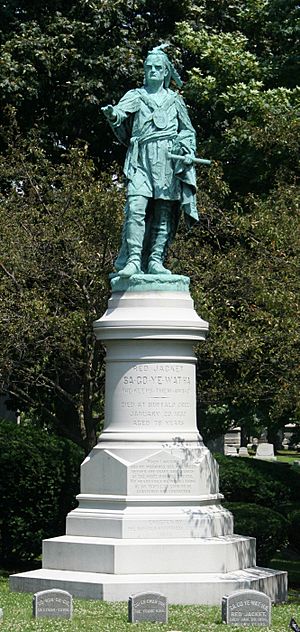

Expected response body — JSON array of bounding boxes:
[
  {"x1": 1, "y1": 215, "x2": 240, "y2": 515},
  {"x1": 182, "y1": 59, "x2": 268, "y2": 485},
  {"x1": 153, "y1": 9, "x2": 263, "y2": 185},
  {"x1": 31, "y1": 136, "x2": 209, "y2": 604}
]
[
  {"x1": 118, "y1": 261, "x2": 141, "y2": 277},
  {"x1": 147, "y1": 261, "x2": 172, "y2": 275}
]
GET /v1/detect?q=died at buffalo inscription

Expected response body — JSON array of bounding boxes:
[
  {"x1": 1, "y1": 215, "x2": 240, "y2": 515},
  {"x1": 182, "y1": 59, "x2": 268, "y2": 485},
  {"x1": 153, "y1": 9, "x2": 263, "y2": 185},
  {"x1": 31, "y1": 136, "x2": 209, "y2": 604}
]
[{"x1": 119, "y1": 363, "x2": 194, "y2": 428}]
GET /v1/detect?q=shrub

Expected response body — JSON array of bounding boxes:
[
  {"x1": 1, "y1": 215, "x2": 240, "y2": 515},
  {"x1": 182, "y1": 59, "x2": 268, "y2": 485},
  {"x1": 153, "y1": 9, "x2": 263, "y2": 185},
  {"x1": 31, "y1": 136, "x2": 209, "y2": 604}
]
[
  {"x1": 0, "y1": 420, "x2": 84, "y2": 569},
  {"x1": 287, "y1": 510, "x2": 300, "y2": 552},
  {"x1": 215, "y1": 454, "x2": 288, "y2": 506},
  {"x1": 224, "y1": 502, "x2": 288, "y2": 566}
]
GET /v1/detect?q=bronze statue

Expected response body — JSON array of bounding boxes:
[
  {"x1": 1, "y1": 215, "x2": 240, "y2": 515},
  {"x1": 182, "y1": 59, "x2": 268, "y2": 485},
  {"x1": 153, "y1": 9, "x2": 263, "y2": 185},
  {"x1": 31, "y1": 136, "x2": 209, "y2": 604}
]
[{"x1": 102, "y1": 45, "x2": 209, "y2": 278}]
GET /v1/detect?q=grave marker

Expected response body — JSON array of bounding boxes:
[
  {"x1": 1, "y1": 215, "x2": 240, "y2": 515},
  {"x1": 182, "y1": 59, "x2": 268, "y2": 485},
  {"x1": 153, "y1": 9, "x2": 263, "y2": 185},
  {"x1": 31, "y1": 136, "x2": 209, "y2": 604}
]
[
  {"x1": 128, "y1": 592, "x2": 168, "y2": 623},
  {"x1": 254, "y1": 443, "x2": 276, "y2": 461},
  {"x1": 239, "y1": 447, "x2": 249, "y2": 457},
  {"x1": 222, "y1": 589, "x2": 271, "y2": 626},
  {"x1": 33, "y1": 589, "x2": 73, "y2": 619},
  {"x1": 225, "y1": 446, "x2": 238, "y2": 456}
]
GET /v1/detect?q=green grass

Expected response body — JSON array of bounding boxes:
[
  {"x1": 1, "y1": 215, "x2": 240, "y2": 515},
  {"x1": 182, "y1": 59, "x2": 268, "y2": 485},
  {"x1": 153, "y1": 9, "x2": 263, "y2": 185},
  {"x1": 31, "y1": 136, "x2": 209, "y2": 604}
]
[
  {"x1": 0, "y1": 580, "x2": 300, "y2": 632},
  {"x1": 237, "y1": 452, "x2": 300, "y2": 464},
  {"x1": 276, "y1": 453, "x2": 300, "y2": 464}
]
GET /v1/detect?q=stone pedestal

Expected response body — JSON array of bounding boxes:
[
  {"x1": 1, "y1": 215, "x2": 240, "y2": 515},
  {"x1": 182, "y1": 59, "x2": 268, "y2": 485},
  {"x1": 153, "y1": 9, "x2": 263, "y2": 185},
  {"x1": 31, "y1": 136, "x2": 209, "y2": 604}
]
[{"x1": 10, "y1": 275, "x2": 287, "y2": 604}]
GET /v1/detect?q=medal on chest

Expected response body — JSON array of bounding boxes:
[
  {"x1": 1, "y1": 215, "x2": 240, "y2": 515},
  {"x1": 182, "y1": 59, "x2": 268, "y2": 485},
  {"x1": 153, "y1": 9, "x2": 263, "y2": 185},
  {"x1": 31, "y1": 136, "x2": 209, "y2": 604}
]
[{"x1": 152, "y1": 109, "x2": 168, "y2": 129}]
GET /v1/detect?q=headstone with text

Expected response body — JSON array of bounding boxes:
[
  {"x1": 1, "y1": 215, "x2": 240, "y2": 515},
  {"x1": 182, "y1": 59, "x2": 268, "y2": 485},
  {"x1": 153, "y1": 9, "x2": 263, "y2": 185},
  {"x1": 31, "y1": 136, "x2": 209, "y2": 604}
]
[
  {"x1": 128, "y1": 592, "x2": 168, "y2": 623},
  {"x1": 222, "y1": 589, "x2": 271, "y2": 626},
  {"x1": 33, "y1": 589, "x2": 72, "y2": 619},
  {"x1": 254, "y1": 443, "x2": 276, "y2": 461}
]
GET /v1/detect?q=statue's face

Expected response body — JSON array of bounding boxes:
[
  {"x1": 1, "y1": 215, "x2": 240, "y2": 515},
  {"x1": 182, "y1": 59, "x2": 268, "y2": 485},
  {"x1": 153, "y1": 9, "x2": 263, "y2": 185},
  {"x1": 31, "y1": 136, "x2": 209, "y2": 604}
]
[{"x1": 144, "y1": 55, "x2": 167, "y2": 84}]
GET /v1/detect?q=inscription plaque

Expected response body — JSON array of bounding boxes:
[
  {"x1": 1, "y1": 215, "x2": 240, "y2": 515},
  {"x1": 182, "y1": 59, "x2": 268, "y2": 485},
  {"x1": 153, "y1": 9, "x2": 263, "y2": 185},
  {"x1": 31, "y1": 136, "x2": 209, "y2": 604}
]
[
  {"x1": 105, "y1": 361, "x2": 196, "y2": 432},
  {"x1": 222, "y1": 590, "x2": 271, "y2": 626},
  {"x1": 128, "y1": 449, "x2": 201, "y2": 496},
  {"x1": 33, "y1": 589, "x2": 73, "y2": 619},
  {"x1": 128, "y1": 592, "x2": 168, "y2": 623}
]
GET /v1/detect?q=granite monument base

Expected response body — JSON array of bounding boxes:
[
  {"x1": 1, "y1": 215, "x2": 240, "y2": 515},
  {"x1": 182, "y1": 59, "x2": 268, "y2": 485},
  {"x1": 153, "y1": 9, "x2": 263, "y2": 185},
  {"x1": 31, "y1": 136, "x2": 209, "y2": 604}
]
[
  {"x1": 10, "y1": 277, "x2": 287, "y2": 604},
  {"x1": 11, "y1": 567, "x2": 287, "y2": 605}
]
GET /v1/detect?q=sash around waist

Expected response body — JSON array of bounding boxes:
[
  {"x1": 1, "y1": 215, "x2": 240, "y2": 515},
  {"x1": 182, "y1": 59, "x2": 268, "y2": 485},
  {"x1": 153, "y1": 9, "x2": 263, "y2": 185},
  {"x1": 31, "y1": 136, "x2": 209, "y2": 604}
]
[{"x1": 127, "y1": 132, "x2": 177, "y2": 172}]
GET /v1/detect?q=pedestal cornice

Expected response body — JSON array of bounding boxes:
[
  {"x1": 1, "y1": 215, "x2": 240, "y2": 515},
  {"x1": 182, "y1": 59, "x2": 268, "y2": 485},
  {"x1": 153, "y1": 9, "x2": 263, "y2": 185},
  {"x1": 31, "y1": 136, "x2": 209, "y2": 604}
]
[{"x1": 94, "y1": 276, "x2": 208, "y2": 342}]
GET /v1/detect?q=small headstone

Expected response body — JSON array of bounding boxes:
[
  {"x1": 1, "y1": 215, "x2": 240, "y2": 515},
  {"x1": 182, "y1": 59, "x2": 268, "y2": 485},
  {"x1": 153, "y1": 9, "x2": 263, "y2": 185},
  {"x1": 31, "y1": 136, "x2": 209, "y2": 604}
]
[
  {"x1": 254, "y1": 442, "x2": 276, "y2": 461},
  {"x1": 225, "y1": 446, "x2": 238, "y2": 456},
  {"x1": 0, "y1": 608, "x2": 3, "y2": 623},
  {"x1": 239, "y1": 447, "x2": 249, "y2": 457},
  {"x1": 222, "y1": 589, "x2": 271, "y2": 627},
  {"x1": 33, "y1": 589, "x2": 73, "y2": 619},
  {"x1": 128, "y1": 592, "x2": 168, "y2": 623}
]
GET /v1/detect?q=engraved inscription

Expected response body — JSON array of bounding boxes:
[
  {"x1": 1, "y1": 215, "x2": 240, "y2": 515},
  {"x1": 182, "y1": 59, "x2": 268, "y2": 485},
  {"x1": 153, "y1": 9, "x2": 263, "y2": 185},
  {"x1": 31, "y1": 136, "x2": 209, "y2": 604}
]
[
  {"x1": 222, "y1": 590, "x2": 271, "y2": 627},
  {"x1": 126, "y1": 519, "x2": 193, "y2": 538},
  {"x1": 121, "y1": 363, "x2": 192, "y2": 395},
  {"x1": 128, "y1": 592, "x2": 168, "y2": 624},
  {"x1": 128, "y1": 454, "x2": 199, "y2": 495},
  {"x1": 117, "y1": 362, "x2": 195, "y2": 429},
  {"x1": 33, "y1": 590, "x2": 73, "y2": 619}
]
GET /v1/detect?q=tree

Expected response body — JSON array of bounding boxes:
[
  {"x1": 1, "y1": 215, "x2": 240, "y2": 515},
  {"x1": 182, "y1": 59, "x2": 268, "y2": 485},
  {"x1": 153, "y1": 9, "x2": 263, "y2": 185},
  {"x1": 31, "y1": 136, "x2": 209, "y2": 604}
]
[
  {"x1": 0, "y1": 0, "x2": 194, "y2": 160},
  {"x1": 0, "y1": 125, "x2": 124, "y2": 452},
  {"x1": 172, "y1": 176, "x2": 300, "y2": 442},
  {"x1": 169, "y1": 1, "x2": 300, "y2": 442}
]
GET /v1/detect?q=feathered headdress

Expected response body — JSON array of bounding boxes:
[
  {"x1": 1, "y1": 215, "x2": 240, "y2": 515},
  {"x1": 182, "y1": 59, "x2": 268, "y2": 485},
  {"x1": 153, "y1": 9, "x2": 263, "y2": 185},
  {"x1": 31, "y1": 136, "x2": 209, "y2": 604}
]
[{"x1": 145, "y1": 43, "x2": 183, "y2": 89}]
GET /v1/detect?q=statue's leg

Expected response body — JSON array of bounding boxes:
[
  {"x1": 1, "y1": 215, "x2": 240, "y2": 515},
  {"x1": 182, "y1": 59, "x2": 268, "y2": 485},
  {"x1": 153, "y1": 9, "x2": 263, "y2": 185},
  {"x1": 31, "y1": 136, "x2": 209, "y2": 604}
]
[
  {"x1": 147, "y1": 200, "x2": 172, "y2": 275},
  {"x1": 118, "y1": 195, "x2": 148, "y2": 278}
]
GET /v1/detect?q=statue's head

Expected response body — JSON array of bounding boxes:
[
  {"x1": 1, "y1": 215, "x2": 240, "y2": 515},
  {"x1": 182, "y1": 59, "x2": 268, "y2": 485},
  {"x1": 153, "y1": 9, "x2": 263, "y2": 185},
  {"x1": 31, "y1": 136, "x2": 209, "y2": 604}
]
[
  {"x1": 144, "y1": 53, "x2": 168, "y2": 86},
  {"x1": 144, "y1": 45, "x2": 183, "y2": 89}
]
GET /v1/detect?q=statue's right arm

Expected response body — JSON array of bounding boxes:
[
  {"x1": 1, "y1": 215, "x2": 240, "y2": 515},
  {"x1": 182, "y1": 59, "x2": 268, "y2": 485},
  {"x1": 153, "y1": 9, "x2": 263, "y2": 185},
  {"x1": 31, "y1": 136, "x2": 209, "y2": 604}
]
[
  {"x1": 101, "y1": 104, "x2": 117, "y2": 122},
  {"x1": 101, "y1": 90, "x2": 140, "y2": 127}
]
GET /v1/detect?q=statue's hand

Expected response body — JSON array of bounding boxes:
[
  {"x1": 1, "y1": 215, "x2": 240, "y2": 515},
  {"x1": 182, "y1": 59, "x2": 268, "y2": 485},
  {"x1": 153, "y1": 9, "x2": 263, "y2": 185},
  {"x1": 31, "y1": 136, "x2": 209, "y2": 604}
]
[
  {"x1": 183, "y1": 154, "x2": 194, "y2": 166},
  {"x1": 101, "y1": 105, "x2": 117, "y2": 121}
]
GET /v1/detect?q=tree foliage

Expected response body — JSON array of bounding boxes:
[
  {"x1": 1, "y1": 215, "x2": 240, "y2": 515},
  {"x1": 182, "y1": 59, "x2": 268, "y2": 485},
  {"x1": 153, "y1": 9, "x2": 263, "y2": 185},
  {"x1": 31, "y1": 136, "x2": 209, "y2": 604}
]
[
  {"x1": 0, "y1": 124, "x2": 124, "y2": 451},
  {"x1": 171, "y1": 1, "x2": 300, "y2": 440},
  {"x1": 0, "y1": 0, "x2": 299, "y2": 447},
  {"x1": 0, "y1": 0, "x2": 194, "y2": 160}
]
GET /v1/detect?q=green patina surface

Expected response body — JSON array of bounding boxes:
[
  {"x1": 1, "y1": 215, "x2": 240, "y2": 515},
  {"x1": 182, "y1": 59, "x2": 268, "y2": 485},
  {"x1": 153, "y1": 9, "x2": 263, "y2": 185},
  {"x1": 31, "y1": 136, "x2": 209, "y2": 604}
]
[
  {"x1": 110, "y1": 273, "x2": 190, "y2": 293},
  {"x1": 102, "y1": 44, "x2": 209, "y2": 281}
]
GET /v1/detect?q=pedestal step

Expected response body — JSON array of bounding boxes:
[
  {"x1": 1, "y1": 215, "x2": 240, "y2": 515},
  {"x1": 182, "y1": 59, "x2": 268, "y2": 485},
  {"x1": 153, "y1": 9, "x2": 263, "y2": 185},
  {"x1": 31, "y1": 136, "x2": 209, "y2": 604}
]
[
  {"x1": 42, "y1": 534, "x2": 256, "y2": 574},
  {"x1": 10, "y1": 567, "x2": 287, "y2": 605},
  {"x1": 66, "y1": 503, "x2": 234, "y2": 539}
]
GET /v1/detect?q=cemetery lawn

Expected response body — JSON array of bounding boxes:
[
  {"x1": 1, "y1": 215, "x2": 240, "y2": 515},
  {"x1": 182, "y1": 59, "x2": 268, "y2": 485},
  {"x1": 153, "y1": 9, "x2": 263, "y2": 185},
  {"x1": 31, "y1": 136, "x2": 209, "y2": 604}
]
[
  {"x1": 0, "y1": 580, "x2": 299, "y2": 632},
  {"x1": 275, "y1": 451, "x2": 300, "y2": 464}
]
